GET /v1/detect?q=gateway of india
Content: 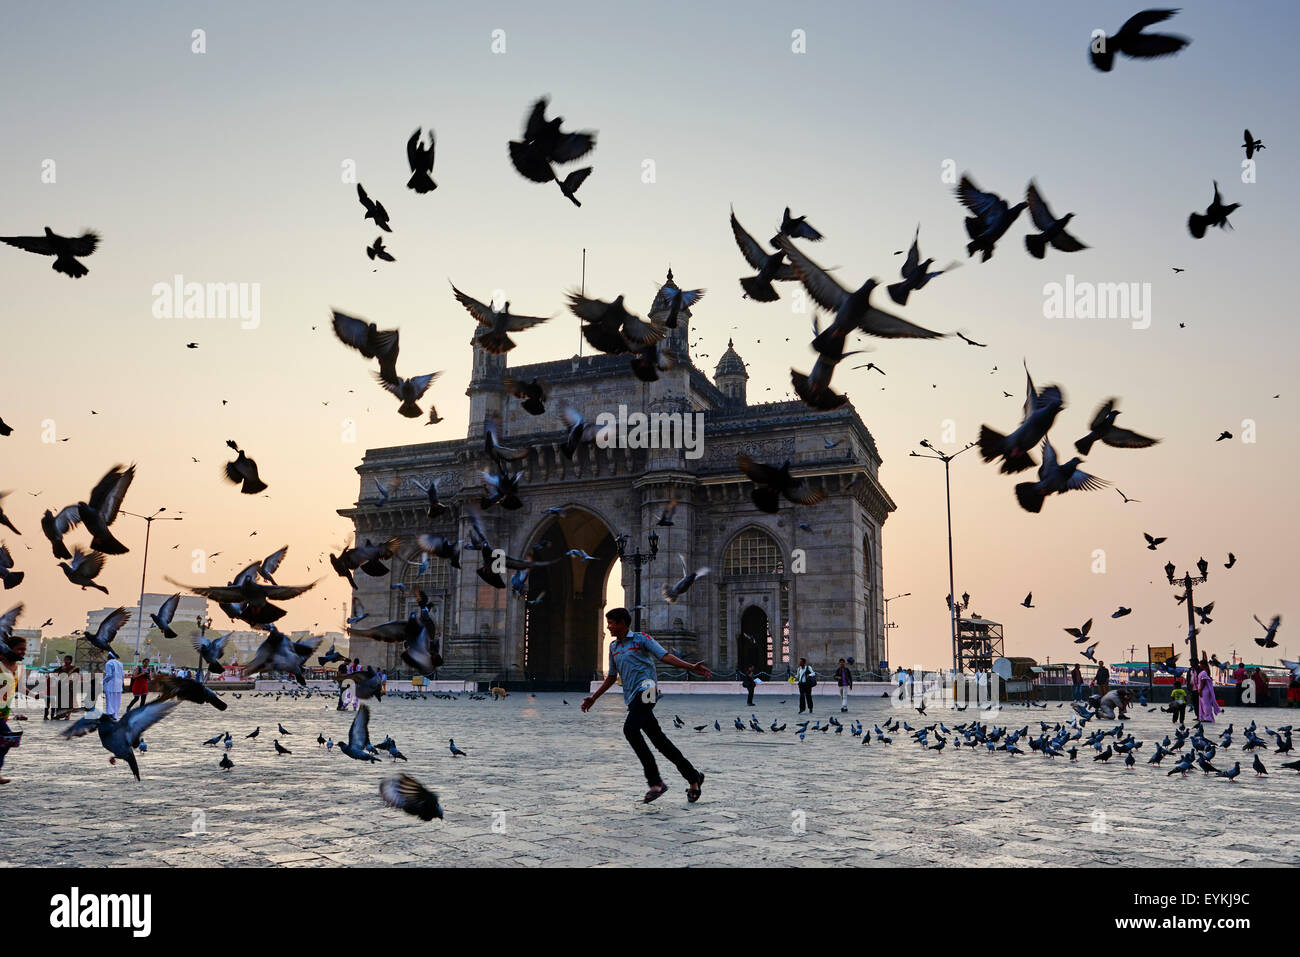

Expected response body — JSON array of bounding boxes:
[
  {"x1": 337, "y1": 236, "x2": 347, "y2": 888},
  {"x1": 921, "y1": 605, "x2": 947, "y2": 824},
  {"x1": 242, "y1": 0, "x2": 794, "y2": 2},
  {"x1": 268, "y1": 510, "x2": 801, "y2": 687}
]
[{"x1": 339, "y1": 272, "x2": 895, "y2": 687}]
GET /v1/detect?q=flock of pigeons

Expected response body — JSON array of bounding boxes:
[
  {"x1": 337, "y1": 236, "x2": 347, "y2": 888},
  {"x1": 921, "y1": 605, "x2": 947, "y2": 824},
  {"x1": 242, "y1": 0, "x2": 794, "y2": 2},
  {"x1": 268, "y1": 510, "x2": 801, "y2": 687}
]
[{"x1": 0, "y1": 10, "x2": 1288, "y2": 825}]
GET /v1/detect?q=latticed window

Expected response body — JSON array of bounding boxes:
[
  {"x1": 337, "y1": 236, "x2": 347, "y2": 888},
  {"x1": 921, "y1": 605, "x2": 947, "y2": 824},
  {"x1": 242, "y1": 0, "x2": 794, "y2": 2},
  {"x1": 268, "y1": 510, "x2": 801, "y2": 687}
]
[
  {"x1": 723, "y1": 529, "x2": 783, "y2": 576},
  {"x1": 395, "y1": 554, "x2": 454, "y2": 620}
]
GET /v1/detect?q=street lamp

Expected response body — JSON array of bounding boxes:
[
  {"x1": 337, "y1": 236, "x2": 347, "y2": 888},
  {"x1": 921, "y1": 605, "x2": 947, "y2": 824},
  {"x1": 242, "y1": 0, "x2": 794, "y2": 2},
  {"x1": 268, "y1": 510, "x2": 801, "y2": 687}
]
[
  {"x1": 614, "y1": 529, "x2": 659, "y2": 633},
  {"x1": 883, "y1": 592, "x2": 910, "y2": 673},
  {"x1": 120, "y1": 508, "x2": 183, "y2": 659},
  {"x1": 909, "y1": 439, "x2": 977, "y2": 674}
]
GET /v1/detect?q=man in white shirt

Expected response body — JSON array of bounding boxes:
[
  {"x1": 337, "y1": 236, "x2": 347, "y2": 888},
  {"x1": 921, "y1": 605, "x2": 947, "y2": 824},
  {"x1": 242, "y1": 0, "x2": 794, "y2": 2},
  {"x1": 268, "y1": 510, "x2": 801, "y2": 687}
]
[{"x1": 103, "y1": 655, "x2": 124, "y2": 717}]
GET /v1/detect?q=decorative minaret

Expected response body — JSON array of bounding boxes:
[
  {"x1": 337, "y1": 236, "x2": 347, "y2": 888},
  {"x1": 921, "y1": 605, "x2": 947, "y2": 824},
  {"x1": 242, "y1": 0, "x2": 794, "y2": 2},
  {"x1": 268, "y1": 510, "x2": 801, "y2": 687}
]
[
  {"x1": 713, "y1": 338, "x2": 748, "y2": 406},
  {"x1": 465, "y1": 334, "x2": 506, "y2": 438},
  {"x1": 648, "y1": 267, "x2": 692, "y2": 364}
]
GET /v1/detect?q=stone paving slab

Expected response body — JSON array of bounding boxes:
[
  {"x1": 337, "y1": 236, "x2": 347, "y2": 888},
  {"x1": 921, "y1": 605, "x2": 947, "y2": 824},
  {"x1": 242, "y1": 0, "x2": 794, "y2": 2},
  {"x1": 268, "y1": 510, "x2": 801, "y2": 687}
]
[{"x1": 2, "y1": 692, "x2": 1297, "y2": 867}]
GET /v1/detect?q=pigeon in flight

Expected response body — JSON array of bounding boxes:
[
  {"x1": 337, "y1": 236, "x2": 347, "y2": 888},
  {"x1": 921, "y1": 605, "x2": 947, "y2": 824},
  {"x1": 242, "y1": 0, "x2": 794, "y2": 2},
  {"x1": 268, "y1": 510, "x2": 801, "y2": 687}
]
[
  {"x1": 1216, "y1": 431, "x2": 1232, "y2": 442},
  {"x1": 663, "y1": 555, "x2": 709, "y2": 603},
  {"x1": 223, "y1": 441, "x2": 268, "y2": 494},
  {"x1": 954, "y1": 174, "x2": 1026, "y2": 261},
  {"x1": 1242, "y1": 129, "x2": 1265, "y2": 159},
  {"x1": 453, "y1": 285, "x2": 551, "y2": 355},
  {"x1": 153, "y1": 674, "x2": 227, "y2": 711},
  {"x1": 331, "y1": 310, "x2": 400, "y2": 380},
  {"x1": 775, "y1": 207, "x2": 823, "y2": 243},
  {"x1": 1074, "y1": 399, "x2": 1159, "y2": 455},
  {"x1": 1064, "y1": 618, "x2": 1094, "y2": 642},
  {"x1": 366, "y1": 236, "x2": 395, "y2": 262},
  {"x1": 79, "y1": 606, "x2": 131, "y2": 659},
  {"x1": 380, "y1": 773, "x2": 443, "y2": 821},
  {"x1": 886, "y1": 225, "x2": 949, "y2": 305},
  {"x1": 568, "y1": 293, "x2": 663, "y2": 356},
  {"x1": 1021, "y1": 593, "x2": 1034, "y2": 608},
  {"x1": 1224, "y1": 552, "x2": 1236, "y2": 569},
  {"x1": 730, "y1": 209, "x2": 798, "y2": 302},
  {"x1": 503, "y1": 377, "x2": 548, "y2": 416},
  {"x1": 1089, "y1": 9, "x2": 1190, "y2": 72},
  {"x1": 59, "y1": 546, "x2": 110, "y2": 594},
  {"x1": 557, "y1": 166, "x2": 593, "y2": 206},
  {"x1": 339, "y1": 705, "x2": 379, "y2": 762},
  {"x1": 773, "y1": 235, "x2": 947, "y2": 345},
  {"x1": 1188, "y1": 182, "x2": 1240, "y2": 238},
  {"x1": 737, "y1": 453, "x2": 827, "y2": 514},
  {"x1": 356, "y1": 183, "x2": 391, "y2": 232},
  {"x1": 1112, "y1": 607, "x2": 1132, "y2": 619},
  {"x1": 1253, "y1": 614, "x2": 1281, "y2": 649},
  {"x1": 0, "y1": 228, "x2": 100, "y2": 278},
  {"x1": 192, "y1": 631, "x2": 230, "y2": 675},
  {"x1": 376, "y1": 368, "x2": 440, "y2": 419},
  {"x1": 1194, "y1": 602, "x2": 1214, "y2": 625},
  {"x1": 61, "y1": 700, "x2": 181, "y2": 781},
  {"x1": 406, "y1": 128, "x2": 437, "y2": 193},
  {"x1": 1014, "y1": 439, "x2": 1108, "y2": 513},
  {"x1": 72, "y1": 464, "x2": 136, "y2": 555},
  {"x1": 149, "y1": 592, "x2": 181, "y2": 639},
  {"x1": 1144, "y1": 532, "x2": 1166, "y2": 550},
  {"x1": 1116, "y1": 489, "x2": 1140, "y2": 504},
  {"x1": 0, "y1": 545, "x2": 23, "y2": 591},
  {"x1": 978, "y1": 363, "x2": 1064, "y2": 474},
  {"x1": 1023, "y1": 181, "x2": 1088, "y2": 259},
  {"x1": 1081, "y1": 643, "x2": 1099, "y2": 662},
  {"x1": 651, "y1": 272, "x2": 705, "y2": 330},
  {"x1": 508, "y1": 96, "x2": 596, "y2": 183}
]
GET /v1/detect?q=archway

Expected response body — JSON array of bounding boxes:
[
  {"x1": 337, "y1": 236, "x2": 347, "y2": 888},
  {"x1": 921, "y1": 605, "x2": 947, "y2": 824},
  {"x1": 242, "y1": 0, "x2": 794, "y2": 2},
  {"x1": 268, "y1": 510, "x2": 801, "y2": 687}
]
[
  {"x1": 738, "y1": 605, "x2": 771, "y2": 675},
  {"x1": 520, "y1": 507, "x2": 618, "y2": 687}
]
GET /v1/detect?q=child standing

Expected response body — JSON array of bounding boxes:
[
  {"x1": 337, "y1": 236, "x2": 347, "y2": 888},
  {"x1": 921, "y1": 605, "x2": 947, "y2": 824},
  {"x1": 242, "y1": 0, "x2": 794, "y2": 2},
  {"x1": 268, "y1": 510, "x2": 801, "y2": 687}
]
[{"x1": 1168, "y1": 678, "x2": 1187, "y2": 725}]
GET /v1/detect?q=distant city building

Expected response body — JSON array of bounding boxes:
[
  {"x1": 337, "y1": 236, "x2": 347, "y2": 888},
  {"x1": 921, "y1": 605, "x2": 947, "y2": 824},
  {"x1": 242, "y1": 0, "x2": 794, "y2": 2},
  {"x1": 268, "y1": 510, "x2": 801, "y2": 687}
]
[{"x1": 86, "y1": 593, "x2": 209, "y2": 649}]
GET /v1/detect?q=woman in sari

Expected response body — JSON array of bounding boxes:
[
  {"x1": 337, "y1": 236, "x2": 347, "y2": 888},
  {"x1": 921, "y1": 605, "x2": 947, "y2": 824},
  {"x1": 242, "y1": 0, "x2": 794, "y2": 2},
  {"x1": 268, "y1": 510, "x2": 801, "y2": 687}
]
[{"x1": 1193, "y1": 662, "x2": 1222, "y2": 723}]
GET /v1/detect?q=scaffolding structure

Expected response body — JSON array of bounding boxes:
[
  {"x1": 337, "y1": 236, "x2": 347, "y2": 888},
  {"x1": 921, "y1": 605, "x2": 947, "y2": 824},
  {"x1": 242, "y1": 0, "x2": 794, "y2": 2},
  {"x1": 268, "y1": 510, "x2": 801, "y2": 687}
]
[{"x1": 955, "y1": 615, "x2": 1003, "y2": 673}]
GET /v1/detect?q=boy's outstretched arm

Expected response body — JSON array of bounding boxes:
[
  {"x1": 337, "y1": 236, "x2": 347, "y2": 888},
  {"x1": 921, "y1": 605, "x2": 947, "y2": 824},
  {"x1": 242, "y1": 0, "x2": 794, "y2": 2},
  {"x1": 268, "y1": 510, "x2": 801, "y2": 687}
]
[{"x1": 661, "y1": 652, "x2": 713, "y2": 680}]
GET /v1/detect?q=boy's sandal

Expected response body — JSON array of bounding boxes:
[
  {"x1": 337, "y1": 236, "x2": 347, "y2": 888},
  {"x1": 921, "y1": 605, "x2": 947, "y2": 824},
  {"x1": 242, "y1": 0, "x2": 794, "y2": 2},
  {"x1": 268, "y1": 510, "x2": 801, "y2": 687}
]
[
  {"x1": 643, "y1": 782, "x2": 669, "y2": 804},
  {"x1": 686, "y1": 772, "x2": 706, "y2": 803}
]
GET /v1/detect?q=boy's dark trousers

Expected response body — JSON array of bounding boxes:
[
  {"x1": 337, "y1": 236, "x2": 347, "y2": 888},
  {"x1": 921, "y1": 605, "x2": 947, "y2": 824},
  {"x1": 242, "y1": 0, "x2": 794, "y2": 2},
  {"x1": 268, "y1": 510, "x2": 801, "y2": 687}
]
[
  {"x1": 798, "y1": 682, "x2": 814, "y2": 713},
  {"x1": 1171, "y1": 702, "x2": 1186, "y2": 724},
  {"x1": 624, "y1": 696, "x2": 698, "y2": 787},
  {"x1": 744, "y1": 682, "x2": 755, "y2": 706}
]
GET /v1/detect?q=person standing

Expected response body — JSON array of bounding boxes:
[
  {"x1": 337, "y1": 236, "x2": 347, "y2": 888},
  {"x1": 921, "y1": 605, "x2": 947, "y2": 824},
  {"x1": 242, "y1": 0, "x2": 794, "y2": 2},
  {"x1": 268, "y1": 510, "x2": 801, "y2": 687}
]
[
  {"x1": 1071, "y1": 663, "x2": 1083, "y2": 701},
  {"x1": 103, "y1": 655, "x2": 124, "y2": 718},
  {"x1": 1095, "y1": 660, "x2": 1110, "y2": 697},
  {"x1": 834, "y1": 658, "x2": 853, "y2": 713},
  {"x1": 52, "y1": 655, "x2": 81, "y2": 719},
  {"x1": 1168, "y1": 677, "x2": 1187, "y2": 725},
  {"x1": 796, "y1": 657, "x2": 817, "y2": 714},
  {"x1": 0, "y1": 636, "x2": 27, "y2": 785},
  {"x1": 741, "y1": 665, "x2": 757, "y2": 707},
  {"x1": 1193, "y1": 662, "x2": 1222, "y2": 723},
  {"x1": 582, "y1": 607, "x2": 712, "y2": 804},
  {"x1": 125, "y1": 659, "x2": 151, "y2": 713}
]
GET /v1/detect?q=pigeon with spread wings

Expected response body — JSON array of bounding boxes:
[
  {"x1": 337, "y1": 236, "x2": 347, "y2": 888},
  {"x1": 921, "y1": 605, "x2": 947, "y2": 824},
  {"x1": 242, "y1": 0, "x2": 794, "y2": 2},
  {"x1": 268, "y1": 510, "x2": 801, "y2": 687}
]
[
  {"x1": 406, "y1": 128, "x2": 437, "y2": 193},
  {"x1": 737, "y1": 453, "x2": 827, "y2": 515},
  {"x1": 452, "y1": 285, "x2": 551, "y2": 355},
  {"x1": 1014, "y1": 439, "x2": 1109, "y2": 513},
  {"x1": 1089, "y1": 8, "x2": 1190, "y2": 73},
  {"x1": 1074, "y1": 399, "x2": 1160, "y2": 455},
  {"x1": 772, "y1": 235, "x2": 947, "y2": 348},
  {"x1": 0, "y1": 228, "x2": 100, "y2": 278}
]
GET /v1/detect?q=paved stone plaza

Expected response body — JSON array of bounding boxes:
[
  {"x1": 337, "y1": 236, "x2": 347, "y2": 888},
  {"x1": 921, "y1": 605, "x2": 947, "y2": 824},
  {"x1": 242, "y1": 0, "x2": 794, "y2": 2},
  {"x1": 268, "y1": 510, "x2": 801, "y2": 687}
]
[{"x1": 3, "y1": 691, "x2": 1298, "y2": 867}]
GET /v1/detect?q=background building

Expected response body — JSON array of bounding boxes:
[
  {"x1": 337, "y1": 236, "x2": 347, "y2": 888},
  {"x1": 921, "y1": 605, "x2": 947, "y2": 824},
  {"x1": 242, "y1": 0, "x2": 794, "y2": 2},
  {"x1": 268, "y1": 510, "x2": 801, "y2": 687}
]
[{"x1": 340, "y1": 273, "x2": 892, "y2": 686}]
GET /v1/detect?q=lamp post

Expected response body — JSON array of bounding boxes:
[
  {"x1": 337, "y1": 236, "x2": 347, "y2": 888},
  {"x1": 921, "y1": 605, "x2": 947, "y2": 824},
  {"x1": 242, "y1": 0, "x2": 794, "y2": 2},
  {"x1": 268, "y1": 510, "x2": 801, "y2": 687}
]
[
  {"x1": 883, "y1": 592, "x2": 910, "y2": 674},
  {"x1": 614, "y1": 529, "x2": 659, "y2": 634},
  {"x1": 909, "y1": 440, "x2": 977, "y2": 674},
  {"x1": 120, "y1": 508, "x2": 183, "y2": 659}
]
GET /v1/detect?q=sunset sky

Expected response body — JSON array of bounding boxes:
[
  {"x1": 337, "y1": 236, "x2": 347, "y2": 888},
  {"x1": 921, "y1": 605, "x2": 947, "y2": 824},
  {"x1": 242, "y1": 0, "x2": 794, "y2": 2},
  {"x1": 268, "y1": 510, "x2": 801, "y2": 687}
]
[{"x1": 1, "y1": 1, "x2": 1296, "y2": 671}]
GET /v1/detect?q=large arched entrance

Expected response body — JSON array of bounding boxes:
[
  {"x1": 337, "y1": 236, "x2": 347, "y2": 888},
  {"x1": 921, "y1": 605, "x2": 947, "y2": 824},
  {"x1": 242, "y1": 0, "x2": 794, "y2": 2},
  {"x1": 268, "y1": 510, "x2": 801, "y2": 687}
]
[
  {"x1": 520, "y1": 507, "x2": 618, "y2": 687},
  {"x1": 737, "y1": 604, "x2": 772, "y2": 675}
]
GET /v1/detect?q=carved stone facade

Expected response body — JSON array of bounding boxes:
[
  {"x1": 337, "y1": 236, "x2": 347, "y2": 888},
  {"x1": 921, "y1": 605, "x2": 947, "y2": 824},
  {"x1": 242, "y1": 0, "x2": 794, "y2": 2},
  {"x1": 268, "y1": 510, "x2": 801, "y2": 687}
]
[{"x1": 339, "y1": 274, "x2": 895, "y2": 684}]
